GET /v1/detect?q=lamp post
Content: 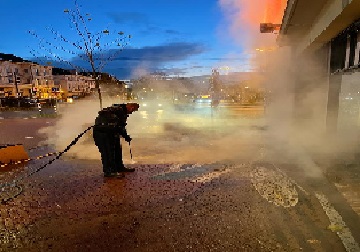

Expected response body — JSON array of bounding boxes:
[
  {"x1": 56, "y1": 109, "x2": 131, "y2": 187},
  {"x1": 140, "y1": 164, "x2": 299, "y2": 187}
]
[
  {"x1": 255, "y1": 47, "x2": 277, "y2": 72},
  {"x1": 254, "y1": 47, "x2": 277, "y2": 112},
  {"x1": 12, "y1": 71, "x2": 22, "y2": 107},
  {"x1": 13, "y1": 71, "x2": 19, "y2": 99}
]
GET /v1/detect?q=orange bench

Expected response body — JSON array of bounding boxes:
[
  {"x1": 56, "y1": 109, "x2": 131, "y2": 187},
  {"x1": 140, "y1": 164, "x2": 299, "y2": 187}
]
[{"x1": 0, "y1": 144, "x2": 29, "y2": 164}]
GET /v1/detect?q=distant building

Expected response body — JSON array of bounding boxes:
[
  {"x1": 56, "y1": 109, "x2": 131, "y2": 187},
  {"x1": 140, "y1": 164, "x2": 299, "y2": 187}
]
[
  {"x1": 0, "y1": 59, "x2": 54, "y2": 99},
  {"x1": 53, "y1": 74, "x2": 95, "y2": 99},
  {"x1": 31, "y1": 64, "x2": 55, "y2": 99},
  {"x1": 0, "y1": 53, "x2": 101, "y2": 101}
]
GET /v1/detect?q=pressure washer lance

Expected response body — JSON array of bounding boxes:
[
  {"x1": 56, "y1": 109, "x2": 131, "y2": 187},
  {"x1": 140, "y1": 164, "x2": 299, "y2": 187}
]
[
  {"x1": 128, "y1": 141, "x2": 137, "y2": 164},
  {"x1": 129, "y1": 141, "x2": 133, "y2": 160},
  {"x1": 0, "y1": 125, "x2": 94, "y2": 205}
]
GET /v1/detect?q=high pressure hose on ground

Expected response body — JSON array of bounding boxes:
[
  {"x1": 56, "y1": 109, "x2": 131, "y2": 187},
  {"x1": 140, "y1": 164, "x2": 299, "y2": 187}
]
[
  {"x1": 1, "y1": 103, "x2": 139, "y2": 204},
  {"x1": 0, "y1": 125, "x2": 94, "y2": 204}
]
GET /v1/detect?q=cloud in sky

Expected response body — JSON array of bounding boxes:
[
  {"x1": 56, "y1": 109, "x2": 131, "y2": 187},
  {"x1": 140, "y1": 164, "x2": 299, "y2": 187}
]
[
  {"x1": 107, "y1": 12, "x2": 182, "y2": 37},
  {"x1": 164, "y1": 29, "x2": 180, "y2": 35},
  {"x1": 99, "y1": 42, "x2": 206, "y2": 78},
  {"x1": 31, "y1": 40, "x2": 254, "y2": 78},
  {"x1": 32, "y1": 42, "x2": 207, "y2": 78},
  {"x1": 191, "y1": 65, "x2": 204, "y2": 69},
  {"x1": 109, "y1": 42, "x2": 205, "y2": 61},
  {"x1": 107, "y1": 12, "x2": 149, "y2": 25},
  {"x1": 157, "y1": 67, "x2": 188, "y2": 76}
]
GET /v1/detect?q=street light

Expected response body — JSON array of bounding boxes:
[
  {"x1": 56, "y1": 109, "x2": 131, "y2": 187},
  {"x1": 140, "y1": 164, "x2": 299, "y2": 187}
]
[{"x1": 254, "y1": 47, "x2": 277, "y2": 72}]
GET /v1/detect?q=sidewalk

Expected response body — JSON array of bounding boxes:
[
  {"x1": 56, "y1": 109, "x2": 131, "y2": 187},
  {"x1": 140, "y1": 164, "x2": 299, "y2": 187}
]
[
  {"x1": 1, "y1": 123, "x2": 360, "y2": 251},
  {"x1": 324, "y1": 162, "x2": 360, "y2": 216}
]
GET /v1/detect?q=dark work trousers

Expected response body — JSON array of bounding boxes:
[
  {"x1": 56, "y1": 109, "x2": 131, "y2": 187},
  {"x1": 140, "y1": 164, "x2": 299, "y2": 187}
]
[
  {"x1": 114, "y1": 135, "x2": 125, "y2": 171},
  {"x1": 93, "y1": 131, "x2": 115, "y2": 174}
]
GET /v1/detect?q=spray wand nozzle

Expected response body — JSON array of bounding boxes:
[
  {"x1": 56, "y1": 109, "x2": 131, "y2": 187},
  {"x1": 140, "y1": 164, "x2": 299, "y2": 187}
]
[{"x1": 128, "y1": 141, "x2": 133, "y2": 160}]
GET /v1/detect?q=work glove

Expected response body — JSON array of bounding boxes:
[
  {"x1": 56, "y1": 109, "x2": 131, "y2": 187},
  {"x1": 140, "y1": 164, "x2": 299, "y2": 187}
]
[{"x1": 124, "y1": 135, "x2": 132, "y2": 143}]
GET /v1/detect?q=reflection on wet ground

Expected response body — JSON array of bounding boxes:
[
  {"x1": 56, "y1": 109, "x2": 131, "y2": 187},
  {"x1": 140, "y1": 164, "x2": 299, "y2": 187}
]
[
  {"x1": 0, "y1": 107, "x2": 58, "y2": 119},
  {"x1": 36, "y1": 102, "x2": 266, "y2": 164}
]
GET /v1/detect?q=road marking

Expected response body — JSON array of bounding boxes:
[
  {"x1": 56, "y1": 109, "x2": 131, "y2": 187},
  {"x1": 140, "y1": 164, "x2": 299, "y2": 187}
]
[
  {"x1": 271, "y1": 163, "x2": 309, "y2": 196},
  {"x1": 152, "y1": 163, "x2": 230, "y2": 183},
  {"x1": 190, "y1": 169, "x2": 230, "y2": 183},
  {"x1": 154, "y1": 163, "x2": 202, "y2": 177},
  {"x1": 315, "y1": 193, "x2": 360, "y2": 252},
  {"x1": 251, "y1": 166, "x2": 299, "y2": 207}
]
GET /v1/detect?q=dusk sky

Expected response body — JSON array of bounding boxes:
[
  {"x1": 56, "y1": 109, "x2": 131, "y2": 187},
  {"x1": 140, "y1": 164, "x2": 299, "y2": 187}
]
[{"x1": 0, "y1": 0, "x2": 283, "y2": 79}]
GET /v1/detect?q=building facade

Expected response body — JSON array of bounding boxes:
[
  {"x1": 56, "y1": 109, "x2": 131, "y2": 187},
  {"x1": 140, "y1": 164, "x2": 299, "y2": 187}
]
[
  {"x1": 53, "y1": 74, "x2": 95, "y2": 99},
  {"x1": 278, "y1": 0, "x2": 360, "y2": 135},
  {"x1": 0, "y1": 60, "x2": 54, "y2": 99},
  {"x1": 0, "y1": 56, "x2": 96, "y2": 101}
]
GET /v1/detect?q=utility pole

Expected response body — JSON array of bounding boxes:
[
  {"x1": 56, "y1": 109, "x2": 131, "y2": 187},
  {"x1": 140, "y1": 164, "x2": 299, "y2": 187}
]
[
  {"x1": 13, "y1": 71, "x2": 19, "y2": 98},
  {"x1": 30, "y1": 64, "x2": 34, "y2": 100},
  {"x1": 209, "y1": 68, "x2": 221, "y2": 107},
  {"x1": 13, "y1": 70, "x2": 21, "y2": 107}
]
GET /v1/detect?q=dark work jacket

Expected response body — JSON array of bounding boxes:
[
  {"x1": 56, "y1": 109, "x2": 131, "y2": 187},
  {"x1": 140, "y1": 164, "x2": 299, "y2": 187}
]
[
  {"x1": 113, "y1": 107, "x2": 129, "y2": 139},
  {"x1": 93, "y1": 110, "x2": 129, "y2": 139}
]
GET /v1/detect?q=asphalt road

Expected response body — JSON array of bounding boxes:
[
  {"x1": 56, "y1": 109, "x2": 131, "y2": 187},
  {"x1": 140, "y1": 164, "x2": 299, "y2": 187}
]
[
  {"x1": 1, "y1": 157, "x2": 359, "y2": 251},
  {"x1": 0, "y1": 107, "x2": 58, "y2": 119}
]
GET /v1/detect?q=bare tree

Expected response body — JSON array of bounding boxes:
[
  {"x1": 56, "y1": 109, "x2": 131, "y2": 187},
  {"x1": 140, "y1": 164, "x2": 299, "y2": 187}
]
[{"x1": 29, "y1": 0, "x2": 131, "y2": 109}]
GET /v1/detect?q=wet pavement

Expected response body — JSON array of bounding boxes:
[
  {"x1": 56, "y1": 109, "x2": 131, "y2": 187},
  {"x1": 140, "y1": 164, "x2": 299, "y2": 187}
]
[
  {"x1": 1, "y1": 106, "x2": 360, "y2": 251},
  {"x1": 1, "y1": 156, "x2": 358, "y2": 251},
  {"x1": 0, "y1": 107, "x2": 58, "y2": 120}
]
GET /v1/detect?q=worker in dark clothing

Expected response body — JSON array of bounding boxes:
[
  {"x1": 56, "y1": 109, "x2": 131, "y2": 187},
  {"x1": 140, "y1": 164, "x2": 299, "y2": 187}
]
[
  {"x1": 93, "y1": 108, "x2": 122, "y2": 177},
  {"x1": 111, "y1": 103, "x2": 139, "y2": 172},
  {"x1": 93, "y1": 103, "x2": 139, "y2": 177}
]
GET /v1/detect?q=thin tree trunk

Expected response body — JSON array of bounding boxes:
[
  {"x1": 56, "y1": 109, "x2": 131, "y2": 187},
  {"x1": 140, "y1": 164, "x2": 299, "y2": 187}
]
[{"x1": 89, "y1": 54, "x2": 102, "y2": 110}]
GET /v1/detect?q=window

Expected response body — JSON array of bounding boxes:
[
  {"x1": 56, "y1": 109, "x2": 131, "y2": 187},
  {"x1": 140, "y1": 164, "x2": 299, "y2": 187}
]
[{"x1": 24, "y1": 69, "x2": 29, "y2": 73}]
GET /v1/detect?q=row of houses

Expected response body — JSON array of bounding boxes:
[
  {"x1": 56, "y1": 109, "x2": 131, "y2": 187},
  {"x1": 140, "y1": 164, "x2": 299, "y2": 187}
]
[{"x1": 0, "y1": 53, "x2": 96, "y2": 100}]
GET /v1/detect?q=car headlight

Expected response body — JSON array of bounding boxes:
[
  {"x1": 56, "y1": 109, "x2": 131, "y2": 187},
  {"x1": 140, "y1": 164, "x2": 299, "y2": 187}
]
[
  {"x1": 158, "y1": 103, "x2": 162, "y2": 107},
  {"x1": 142, "y1": 103, "x2": 147, "y2": 107}
]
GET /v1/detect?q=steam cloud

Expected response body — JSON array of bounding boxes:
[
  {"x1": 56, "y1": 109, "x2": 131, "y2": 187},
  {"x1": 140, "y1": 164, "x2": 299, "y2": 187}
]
[
  {"x1": 217, "y1": 0, "x2": 346, "y2": 178},
  {"x1": 37, "y1": 0, "x2": 358, "y2": 179}
]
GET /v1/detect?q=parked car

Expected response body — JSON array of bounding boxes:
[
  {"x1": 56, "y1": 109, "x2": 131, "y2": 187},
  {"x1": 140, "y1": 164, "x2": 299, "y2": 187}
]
[
  {"x1": 19, "y1": 98, "x2": 37, "y2": 108},
  {"x1": 0, "y1": 97, "x2": 41, "y2": 108},
  {"x1": 0, "y1": 97, "x2": 19, "y2": 107}
]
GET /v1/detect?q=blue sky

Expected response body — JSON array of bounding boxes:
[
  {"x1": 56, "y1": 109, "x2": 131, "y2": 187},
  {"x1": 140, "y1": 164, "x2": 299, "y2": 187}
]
[{"x1": 0, "y1": 0, "x2": 252, "y2": 78}]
